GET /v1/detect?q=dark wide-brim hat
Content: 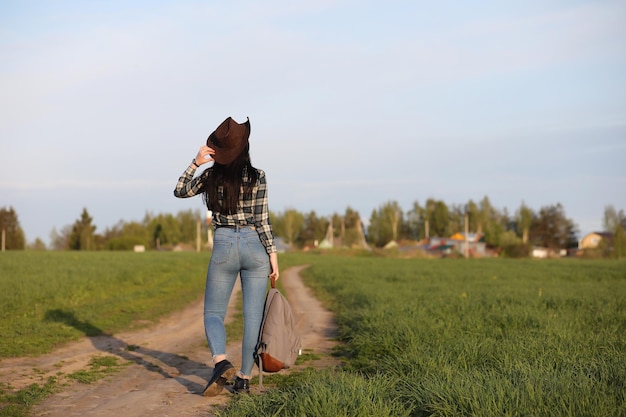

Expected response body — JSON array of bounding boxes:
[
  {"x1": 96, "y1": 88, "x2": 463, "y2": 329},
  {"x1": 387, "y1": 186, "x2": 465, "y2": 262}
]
[{"x1": 206, "y1": 117, "x2": 251, "y2": 165}]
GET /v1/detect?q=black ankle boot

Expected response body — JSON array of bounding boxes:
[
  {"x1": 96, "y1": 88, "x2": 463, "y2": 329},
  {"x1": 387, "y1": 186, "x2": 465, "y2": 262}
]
[
  {"x1": 232, "y1": 376, "x2": 250, "y2": 394},
  {"x1": 202, "y1": 360, "x2": 235, "y2": 397}
]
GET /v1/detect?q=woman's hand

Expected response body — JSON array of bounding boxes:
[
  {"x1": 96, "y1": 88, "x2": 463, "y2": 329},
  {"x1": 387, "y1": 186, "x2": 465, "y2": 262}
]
[
  {"x1": 269, "y1": 252, "x2": 279, "y2": 282},
  {"x1": 194, "y1": 146, "x2": 216, "y2": 166}
]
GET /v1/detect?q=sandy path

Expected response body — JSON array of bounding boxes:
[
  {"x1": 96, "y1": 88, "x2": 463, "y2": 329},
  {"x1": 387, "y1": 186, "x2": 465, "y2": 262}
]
[{"x1": 0, "y1": 265, "x2": 337, "y2": 417}]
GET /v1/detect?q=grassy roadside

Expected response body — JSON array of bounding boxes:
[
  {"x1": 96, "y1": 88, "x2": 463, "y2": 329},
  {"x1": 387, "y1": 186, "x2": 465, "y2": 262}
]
[
  {"x1": 0, "y1": 251, "x2": 209, "y2": 358},
  {"x1": 216, "y1": 255, "x2": 626, "y2": 417}
]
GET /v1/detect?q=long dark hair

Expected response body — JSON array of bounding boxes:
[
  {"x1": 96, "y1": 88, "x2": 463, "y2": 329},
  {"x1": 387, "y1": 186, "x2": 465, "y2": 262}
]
[{"x1": 202, "y1": 143, "x2": 259, "y2": 214}]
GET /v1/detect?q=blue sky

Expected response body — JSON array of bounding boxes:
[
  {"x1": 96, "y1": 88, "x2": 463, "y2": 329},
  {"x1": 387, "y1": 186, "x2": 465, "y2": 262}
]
[{"x1": 1, "y1": 0, "x2": 625, "y2": 245}]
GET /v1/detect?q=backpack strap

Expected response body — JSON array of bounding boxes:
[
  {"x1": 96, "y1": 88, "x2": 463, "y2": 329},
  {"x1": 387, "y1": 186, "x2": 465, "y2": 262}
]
[
  {"x1": 258, "y1": 354, "x2": 264, "y2": 388},
  {"x1": 257, "y1": 276, "x2": 277, "y2": 390}
]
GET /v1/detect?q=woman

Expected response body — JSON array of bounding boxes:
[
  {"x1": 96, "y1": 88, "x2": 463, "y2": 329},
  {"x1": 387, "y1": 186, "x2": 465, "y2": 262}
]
[{"x1": 174, "y1": 116, "x2": 279, "y2": 396}]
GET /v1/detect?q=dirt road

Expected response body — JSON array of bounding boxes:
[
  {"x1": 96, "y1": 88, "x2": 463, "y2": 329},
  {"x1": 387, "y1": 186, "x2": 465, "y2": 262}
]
[{"x1": 0, "y1": 265, "x2": 337, "y2": 417}]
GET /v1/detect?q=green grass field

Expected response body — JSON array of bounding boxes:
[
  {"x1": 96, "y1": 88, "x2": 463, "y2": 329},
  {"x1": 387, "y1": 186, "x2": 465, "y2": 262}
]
[
  {"x1": 0, "y1": 251, "x2": 210, "y2": 358},
  {"x1": 1, "y1": 252, "x2": 625, "y2": 416},
  {"x1": 219, "y1": 254, "x2": 626, "y2": 417}
]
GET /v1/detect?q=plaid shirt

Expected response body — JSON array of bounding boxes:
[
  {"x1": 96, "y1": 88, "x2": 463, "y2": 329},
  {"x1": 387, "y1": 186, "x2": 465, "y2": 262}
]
[{"x1": 174, "y1": 164, "x2": 277, "y2": 254}]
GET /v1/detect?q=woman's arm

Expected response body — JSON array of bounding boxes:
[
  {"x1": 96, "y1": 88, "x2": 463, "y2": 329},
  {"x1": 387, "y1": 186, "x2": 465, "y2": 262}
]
[
  {"x1": 252, "y1": 170, "x2": 277, "y2": 253},
  {"x1": 269, "y1": 252, "x2": 279, "y2": 281},
  {"x1": 173, "y1": 146, "x2": 215, "y2": 198}
]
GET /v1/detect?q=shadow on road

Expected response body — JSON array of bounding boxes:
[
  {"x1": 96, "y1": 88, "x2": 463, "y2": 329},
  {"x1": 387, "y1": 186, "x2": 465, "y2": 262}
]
[{"x1": 44, "y1": 309, "x2": 210, "y2": 394}]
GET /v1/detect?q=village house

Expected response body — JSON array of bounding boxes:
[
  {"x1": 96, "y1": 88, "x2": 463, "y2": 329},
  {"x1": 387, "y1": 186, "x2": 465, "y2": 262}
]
[{"x1": 579, "y1": 231, "x2": 613, "y2": 250}]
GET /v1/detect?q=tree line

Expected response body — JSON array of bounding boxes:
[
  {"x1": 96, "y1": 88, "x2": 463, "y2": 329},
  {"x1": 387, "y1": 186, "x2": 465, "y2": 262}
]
[{"x1": 1, "y1": 198, "x2": 625, "y2": 258}]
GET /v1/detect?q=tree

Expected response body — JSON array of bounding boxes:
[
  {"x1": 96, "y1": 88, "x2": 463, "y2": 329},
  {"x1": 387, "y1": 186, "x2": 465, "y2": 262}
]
[
  {"x1": 424, "y1": 199, "x2": 437, "y2": 239},
  {"x1": 68, "y1": 208, "x2": 97, "y2": 250},
  {"x1": 603, "y1": 205, "x2": 626, "y2": 258},
  {"x1": 428, "y1": 200, "x2": 449, "y2": 237},
  {"x1": 27, "y1": 238, "x2": 47, "y2": 251},
  {"x1": 342, "y1": 207, "x2": 366, "y2": 248},
  {"x1": 448, "y1": 204, "x2": 465, "y2": 235},
  {"x1": 50, "y1": 226, "x2": 72, "y2": 250},
  {"x1": 103, "y1": 220, "x2": 151, "y2": 250},
  {"x1": 613, "y1": 225, "x2": 625, "y2": 258},
  {"x1": 483, "y1": 219, "x2": 505, "y2": 248},
  {"x1": 330, "y1": 213, "x2": 343, "y2": 239},
  {"x1": 176, "y1": 209, "x2": 203, "y2": 244},
  {"x1": 279, "y1": 209, "x2": 305, "y2": 245},
  {"x1": 271, "y1": 208, "x2": 367, "y2": 249},
  {"x1": 367, "y1": 209, "x2": 384, "y2": 247},
  {"x1": 297, "y1": 211, "x2": 328, "y2": 248},
  {"x1": 368, "y1": 201, "x2": 403, "y2": 247},
  {"x1": 477, "y1": 196, "x2": 495, "y2": 236},
  {"x1": 484, "y1": 206, "x2": 510, "y2": 249},
  {"x1": 516, "y1": 202, "x2": 534, "y2": 244},
  {"x1": 465, "y1": 200, "x2": 479, "y2": 233},
  {"x1": 406, "y1": 201, "x2": 425, "y2": 240},
  {"x1": 368, "y1": 201, "x2": 397, "y2": 247},
  {"x1": 603, "y1": 205, "x2": 626, "y2": 231},
  {"x1": 529, "y1": 203, "x2": 578, "y2": 249},
  {"x1": 157, "y1": 213, "x2": 182, "y2": 247},
  {"x1": 0, "y1": 206, "x2": 26, "y2": 250}
]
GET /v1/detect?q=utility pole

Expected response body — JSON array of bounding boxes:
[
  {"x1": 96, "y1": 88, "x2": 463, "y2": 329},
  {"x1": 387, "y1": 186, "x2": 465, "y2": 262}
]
[
  {"x1": 196, "y1": 219, "x2": 201, "y2": 252},
  {"x1": 464, "y1": 211, "x2": 469, "y2": 258}
]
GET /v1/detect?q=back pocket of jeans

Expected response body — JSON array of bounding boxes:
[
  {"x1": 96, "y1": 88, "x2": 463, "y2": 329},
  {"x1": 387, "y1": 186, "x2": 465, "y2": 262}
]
[
  {"x1": 211, "y1": 240, "x2": 232, "y2": 264},
  {"x1": 245, "y1": 238, "x2": 268, "y2": 264}
]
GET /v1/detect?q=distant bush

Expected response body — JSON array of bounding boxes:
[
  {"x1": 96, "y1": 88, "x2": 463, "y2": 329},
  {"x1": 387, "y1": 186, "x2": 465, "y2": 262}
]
[
  {"x1": 501, "y1": 243, "x2": 531, "y2": 258},
  {"x1": 105, "y1": 237, "x2": 148, "y2": 251}
]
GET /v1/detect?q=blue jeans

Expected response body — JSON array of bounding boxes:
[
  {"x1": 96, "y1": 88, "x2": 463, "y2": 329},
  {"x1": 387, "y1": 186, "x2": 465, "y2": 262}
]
[{"x1": 204, "y1": 226, "x2": 270, "y2": 377}]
